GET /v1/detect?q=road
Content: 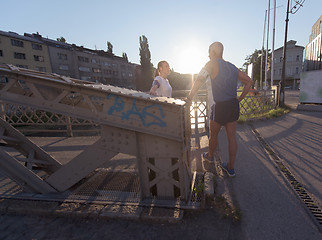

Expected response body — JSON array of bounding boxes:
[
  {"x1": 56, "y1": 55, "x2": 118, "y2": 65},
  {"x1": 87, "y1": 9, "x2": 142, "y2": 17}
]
[
  {"x1": 255, "y1": 89, "x2": 322, "y2": 209},
  {"x1": 284, "y1": 89, "x2": 300, "y2": 108}
]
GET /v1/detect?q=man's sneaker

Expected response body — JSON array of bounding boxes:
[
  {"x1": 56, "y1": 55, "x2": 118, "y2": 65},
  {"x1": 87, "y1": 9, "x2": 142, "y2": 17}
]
[
  {"x1": 221, "y1": 163, "x2": 236, "y2": 177},
  {"x1": 202, "y1": 152, "x2": 214, "y2": 163}
]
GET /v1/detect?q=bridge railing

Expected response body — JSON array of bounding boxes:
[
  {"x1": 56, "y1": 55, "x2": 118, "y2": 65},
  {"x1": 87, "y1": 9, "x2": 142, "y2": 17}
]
[{"x1": 0, "y1": 87, "x2": 277, "y2": 137}]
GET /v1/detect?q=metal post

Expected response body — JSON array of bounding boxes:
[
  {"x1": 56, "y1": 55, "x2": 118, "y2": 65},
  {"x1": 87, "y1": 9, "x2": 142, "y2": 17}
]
[
  {"x1": 66, "y1": 116, "x2": 73, "y2": 137},
  {"x1": 0, "y1": 101, "x2": 6, "y2": 121}
]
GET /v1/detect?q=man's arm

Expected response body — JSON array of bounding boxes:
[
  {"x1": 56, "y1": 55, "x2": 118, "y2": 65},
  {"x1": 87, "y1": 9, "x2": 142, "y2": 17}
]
[
  {"x1": 186, "y1": 62, "x2": 213, "y2": 101},
  {"x1": 237, "y1": 69, "x2": 253, "y2": 102},
  {"x1": 186, "y1": 75, "x2": 206, "y2": 101}
]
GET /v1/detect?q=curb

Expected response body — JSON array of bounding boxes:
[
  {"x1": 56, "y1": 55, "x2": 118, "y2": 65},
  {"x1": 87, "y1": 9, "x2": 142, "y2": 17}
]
[
  {"x1": 0, "y1": 198, "x2": 183, "y2": 223},
  {"x1": 296, "y1": 104, "x2": 322, "y2": 112}
]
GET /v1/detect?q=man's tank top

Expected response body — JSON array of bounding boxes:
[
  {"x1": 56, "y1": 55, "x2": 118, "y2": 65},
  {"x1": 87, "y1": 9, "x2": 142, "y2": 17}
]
[{"x1": 210, "y1": 59, "x2": 238, "y2": 102}]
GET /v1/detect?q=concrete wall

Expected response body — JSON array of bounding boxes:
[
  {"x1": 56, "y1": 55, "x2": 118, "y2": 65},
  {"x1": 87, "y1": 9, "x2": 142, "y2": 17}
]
[{"x1": 299, "y1": 69, "x2": 322, "y2": 104}]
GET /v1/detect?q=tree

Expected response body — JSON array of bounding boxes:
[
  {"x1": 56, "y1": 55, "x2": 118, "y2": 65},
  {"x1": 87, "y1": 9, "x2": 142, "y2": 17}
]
[
  {"x1": 56, "y1": 37, "x2": 66, "y2": 43},
  {"x1": 107, "y1": 41, "x2": 113, "y2": 54},
  {"x1": 138, "y1": 35, "x2": 153, "y2": 91},
  {"x1": 243, "y1": 48, "x2": 271, "y2": 88},
  {"x1": 122, "y1": 52, "x2": 128, "y2": 62}
]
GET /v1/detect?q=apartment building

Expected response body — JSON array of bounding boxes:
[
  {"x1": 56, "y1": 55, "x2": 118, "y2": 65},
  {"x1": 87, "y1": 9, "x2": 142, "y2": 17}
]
[
  {"x1": 270, "y1": 40, "x2": 304, "y2": 89},
  {"x1": 0, "y1": 30, "x2": 52, "y2": 73},
  {"x1": 304, "y1": 15, "x2": 322, "y2": 71},
  {"x1": 1, "y1": 30, "x2": 138, "y2": 89}
]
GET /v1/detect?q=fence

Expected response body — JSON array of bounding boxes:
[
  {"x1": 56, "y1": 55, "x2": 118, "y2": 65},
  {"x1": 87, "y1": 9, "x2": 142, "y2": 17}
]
[{"x1": 0, "y1": 87, "x2": 277, "y2": 136}]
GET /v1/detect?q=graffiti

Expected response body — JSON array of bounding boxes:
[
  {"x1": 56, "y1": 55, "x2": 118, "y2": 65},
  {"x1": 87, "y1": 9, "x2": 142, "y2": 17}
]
[
  {"x1": 106, "y1": 94, "x2": 166, "y2": 127},
  {"x1": 106, "y1": 95, "x2": 124, "y2": 115}
]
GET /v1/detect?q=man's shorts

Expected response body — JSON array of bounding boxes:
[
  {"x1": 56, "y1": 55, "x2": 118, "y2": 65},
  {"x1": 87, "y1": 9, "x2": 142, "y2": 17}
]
[{"x1": 210, "y1": 98, "x2": 239, "y2": 125}]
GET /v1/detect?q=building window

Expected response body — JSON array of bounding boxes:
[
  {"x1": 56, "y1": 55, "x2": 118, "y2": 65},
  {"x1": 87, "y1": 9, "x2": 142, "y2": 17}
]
[
  {"x1": 14, "y1": 52, "x2": 26, "y2": 59},
  {"x1": 129, "y1": 73, "x2": 133, "y2": 77},
  {"x1": 296, "y1": 55, "x2": 300, "y2": 61},
  {"x1": 11, "y1": 39, "x2": 24, "y2": 47},
  {"x1": 16, "y1": 65, "x2": 28, "y2": 69},
  {"x1": 79, "y1": 66, "x2": 90, "y2": 72},
  {"x1": 112, "y1": 63, "x2": 118, "y2": 69},
  {"x1": 280, "y1": 57, "x2": 283, "y2": 62},
  {"x1": 103, "y1": 69, "x2": 112, "y2": 74},
  {"x1": 80, "y1": 76, "x2": 91, "y2": 81},
  {"x1": 103, "y1": 62, "x2": 111, "y2": 67},
  {"x1": 32, "y1": 43, "x2": 42, "y2": 50},
  {"x1": 59, "y1": 65, "x2": 69, "y2": 70},
  {"x1": 36, "y1": 66, "x2": 46, "y2": 72},
  {"x1": 295, "y1": 67, "x2": 299, "y2": 74},
  {"x1": 58, "y1": 53, "x2": 68, "y2": 60},
  {"x1": 92, "y1": 68, "x2": 101, "y2": 73},
  {"x1": 92, "y1": 58, "x2": 99, "y2": 64},
  {"x1": 0, "y1": 50, "x2": 3, "y2": 57},
  {"x1": 78, "y1": 56, "x2": 89, "y2": 62},
  {"x1": 34, "y1": 55, "x2": 44, "y2": 62}
]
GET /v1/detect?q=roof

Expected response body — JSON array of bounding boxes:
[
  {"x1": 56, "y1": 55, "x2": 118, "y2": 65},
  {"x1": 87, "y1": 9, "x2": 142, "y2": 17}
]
[
  {"x1": 0, "y1": 30, "x2": 43, "y2": 44},
  {"x1": 275, "y1": 40, "x2": 305, "y2": 52}
]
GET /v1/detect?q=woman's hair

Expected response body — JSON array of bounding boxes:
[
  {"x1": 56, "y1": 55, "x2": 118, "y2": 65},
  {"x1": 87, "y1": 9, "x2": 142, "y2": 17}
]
[{"x1": 154, "y1": 61, "x2": 168, "y2": 77}]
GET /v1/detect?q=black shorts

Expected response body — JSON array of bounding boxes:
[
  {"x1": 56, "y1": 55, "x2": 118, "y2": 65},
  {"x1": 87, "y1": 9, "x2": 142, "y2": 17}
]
[{"x1": 210, "y1": 98, "x2": 239, "y2": 125}]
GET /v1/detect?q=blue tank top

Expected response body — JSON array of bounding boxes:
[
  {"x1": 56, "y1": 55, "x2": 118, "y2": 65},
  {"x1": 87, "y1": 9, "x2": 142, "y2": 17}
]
[{"x1": 211, "y1": 59, "x2": 238, "y2": 102}]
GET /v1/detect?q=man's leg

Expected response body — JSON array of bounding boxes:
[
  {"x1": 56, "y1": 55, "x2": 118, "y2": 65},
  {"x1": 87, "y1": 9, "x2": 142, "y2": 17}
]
[
  {"x1": 208, "y1": 120, "x2": 221, "y2": 158},
  {"x1": 224, "y1": 121, "x2": 237, "y2": 169}
]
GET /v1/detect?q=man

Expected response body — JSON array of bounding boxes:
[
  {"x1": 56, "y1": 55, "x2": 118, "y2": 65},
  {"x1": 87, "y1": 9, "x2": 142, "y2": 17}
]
[{"x1": 186, "y1": 42, "x2": 253, "y2": 177}]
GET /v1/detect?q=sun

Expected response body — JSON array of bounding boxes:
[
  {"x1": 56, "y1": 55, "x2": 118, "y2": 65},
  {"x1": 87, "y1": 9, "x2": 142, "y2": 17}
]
[{"x1": 172, "y1": 41, "x2": 208, "y2": 74}]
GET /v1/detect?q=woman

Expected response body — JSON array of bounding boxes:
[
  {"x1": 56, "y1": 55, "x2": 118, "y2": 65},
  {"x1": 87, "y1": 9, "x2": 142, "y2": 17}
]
[{"x1": 149, "y1": 61, "x2": 172, "y2": 97}]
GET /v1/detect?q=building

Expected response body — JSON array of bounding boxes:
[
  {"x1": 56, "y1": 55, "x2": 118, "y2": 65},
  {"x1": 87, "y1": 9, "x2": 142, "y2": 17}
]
[
  {"x1": 304, "y1": 15, "x2": 322, "y2": 71},
  {"x1": 270, "y1": 40, "x2": 304, "y2": 89},
  {"x1": 0, "y1": 30, "x2": 52, "y2": 73},
  {"x1": 0, "y1": 30, "x2": 138, "y2": 89}
]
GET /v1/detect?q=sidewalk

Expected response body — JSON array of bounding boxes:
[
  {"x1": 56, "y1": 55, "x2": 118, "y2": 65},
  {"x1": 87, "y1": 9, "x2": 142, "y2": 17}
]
[{"x1": 206, "y1": 105, "x2": 322, "y2": 239}]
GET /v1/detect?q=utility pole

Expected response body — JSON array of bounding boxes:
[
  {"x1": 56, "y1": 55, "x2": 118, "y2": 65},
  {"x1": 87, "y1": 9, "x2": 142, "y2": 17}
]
[
  {"x1": 278, "y1": 0, "x2": 290, "y2": 107},
  {"x1": 261, "y1": 10, "x2": 267, "y2": 90},
  {"x1": 265, "y1": 0, "x2": 271, "y2": 90},
  {"x1": 271, "y1": 0, "x2": 276, "y2": 89},
  {"x1": 278, "y1": 0, "x2": 305, "y2": 107}
]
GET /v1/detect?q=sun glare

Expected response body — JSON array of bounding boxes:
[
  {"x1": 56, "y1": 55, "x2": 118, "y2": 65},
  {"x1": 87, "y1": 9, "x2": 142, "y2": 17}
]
[{"x1": 172, "y1": 41, "x2": 208, "y2": 74}]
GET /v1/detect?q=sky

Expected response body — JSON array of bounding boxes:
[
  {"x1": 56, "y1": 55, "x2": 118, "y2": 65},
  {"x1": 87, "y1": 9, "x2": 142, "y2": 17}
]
[{"x1": 1, "y1": 0, "x2": 320, "y2": 74}]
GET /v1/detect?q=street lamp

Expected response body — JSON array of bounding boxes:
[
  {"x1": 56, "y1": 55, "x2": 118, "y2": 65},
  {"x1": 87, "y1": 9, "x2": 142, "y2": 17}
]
[{"x1": 278, "y1": 0, "x2": 305, "y2": 107}]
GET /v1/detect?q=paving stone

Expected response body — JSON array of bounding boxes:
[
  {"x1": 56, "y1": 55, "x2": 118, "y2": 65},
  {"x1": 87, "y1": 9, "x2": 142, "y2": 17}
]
[
  {"x1": 99, "y1": 204, "x2": 142, "y2": 221},
  {"x1": 140, "y1": 206, "x2": 183, "y2": 223}
]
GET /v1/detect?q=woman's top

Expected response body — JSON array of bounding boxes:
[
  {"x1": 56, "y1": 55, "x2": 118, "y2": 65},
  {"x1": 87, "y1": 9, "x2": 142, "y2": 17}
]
[{"x1": 152, "y1": 76, "x2": 172, "y2": 97}]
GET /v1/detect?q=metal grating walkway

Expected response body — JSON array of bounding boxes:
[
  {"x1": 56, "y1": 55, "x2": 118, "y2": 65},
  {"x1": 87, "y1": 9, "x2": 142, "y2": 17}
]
[{"x1": 0, "y1": 169, "x2": 202, "y2": 209}]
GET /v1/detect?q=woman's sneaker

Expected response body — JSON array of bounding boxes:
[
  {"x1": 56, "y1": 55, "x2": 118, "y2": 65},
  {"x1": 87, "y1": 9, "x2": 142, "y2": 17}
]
[
  {"x1": 221, "y1": 163, "x2": 236, "y2": 177},
  {"x1": 202, "y1": 152, "x2": 214, "y2": 163}
]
